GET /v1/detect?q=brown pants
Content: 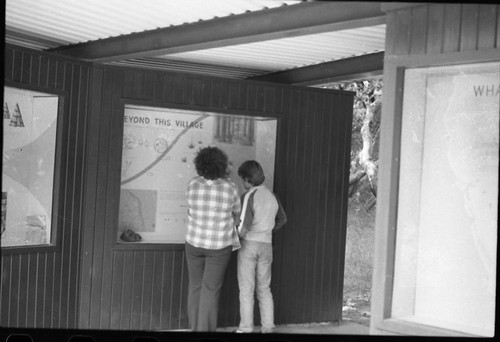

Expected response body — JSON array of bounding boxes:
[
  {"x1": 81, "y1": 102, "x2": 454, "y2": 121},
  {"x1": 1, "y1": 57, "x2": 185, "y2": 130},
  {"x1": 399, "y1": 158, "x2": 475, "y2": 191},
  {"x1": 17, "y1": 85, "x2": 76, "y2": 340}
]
[{"x1": 185, "y1": 242, "x2": 232, "y2": 331}]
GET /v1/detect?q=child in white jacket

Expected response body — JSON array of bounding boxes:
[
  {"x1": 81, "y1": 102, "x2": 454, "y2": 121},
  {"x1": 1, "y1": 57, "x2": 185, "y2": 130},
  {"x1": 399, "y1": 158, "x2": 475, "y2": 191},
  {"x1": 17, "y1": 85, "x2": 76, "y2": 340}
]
[{"x1": 235, "y1": 160, "x2": 287, "y2": 333}]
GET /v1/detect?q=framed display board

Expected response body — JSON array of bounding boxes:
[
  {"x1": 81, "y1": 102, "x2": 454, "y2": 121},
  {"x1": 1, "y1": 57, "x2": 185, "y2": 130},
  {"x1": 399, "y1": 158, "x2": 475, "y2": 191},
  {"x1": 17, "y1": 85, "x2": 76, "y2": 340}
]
[{"x1": 118, "y1": 105, "x2": 277, "y2": 244}]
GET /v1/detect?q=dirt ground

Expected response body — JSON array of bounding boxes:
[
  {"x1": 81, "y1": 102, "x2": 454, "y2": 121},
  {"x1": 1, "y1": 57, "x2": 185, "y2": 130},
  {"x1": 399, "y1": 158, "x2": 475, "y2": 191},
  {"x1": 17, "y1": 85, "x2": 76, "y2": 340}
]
[{"x1": 342, "y1": 292, "x2": 371, "y2": 327}]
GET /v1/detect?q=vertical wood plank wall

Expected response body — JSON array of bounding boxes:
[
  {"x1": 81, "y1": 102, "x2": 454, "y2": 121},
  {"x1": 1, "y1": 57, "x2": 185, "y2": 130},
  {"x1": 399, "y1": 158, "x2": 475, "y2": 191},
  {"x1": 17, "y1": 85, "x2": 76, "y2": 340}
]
[
  {"x1": 1, "y1": 44, "x2": 92, "y2": 329},
  {"x1": 1, "y1": 44, "x2": 353, "y2": 331},
  {"x1": 371, "y1": 3, "x2": 499, "y2": 335},
  {"x1": 385, "y1": 3, "x2": 499, "y2": 57},
  {"x1": 80, "y1": 65, "x2": 353, "y2": 330}
]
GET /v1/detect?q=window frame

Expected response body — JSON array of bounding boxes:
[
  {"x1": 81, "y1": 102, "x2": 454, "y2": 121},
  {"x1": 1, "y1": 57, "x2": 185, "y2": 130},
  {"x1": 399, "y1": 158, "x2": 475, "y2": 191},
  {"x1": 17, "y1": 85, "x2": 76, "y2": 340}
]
[
  {"x1": 370, "y1": 50, "x2": 499, "y2": 337},
  {"x1": 112, "y1": 99, "x2": 281, "y2": 250},
  {"x1": 2, "y1": 82, "x2": 65, "y2": 255}
]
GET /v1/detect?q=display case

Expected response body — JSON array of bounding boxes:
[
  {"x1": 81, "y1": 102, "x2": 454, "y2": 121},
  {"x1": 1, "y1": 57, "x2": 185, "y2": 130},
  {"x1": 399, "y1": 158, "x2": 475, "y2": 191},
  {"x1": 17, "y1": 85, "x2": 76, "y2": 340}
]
[
  {"x1": 117, "y1": 104, "x2": 277, "y2": 244},
  {"x1": 391, "y1": 61, "x2": 499, "y2": 336},
  {"x1": 2, "y1": 86, "x2": 61, "y2": 248}
]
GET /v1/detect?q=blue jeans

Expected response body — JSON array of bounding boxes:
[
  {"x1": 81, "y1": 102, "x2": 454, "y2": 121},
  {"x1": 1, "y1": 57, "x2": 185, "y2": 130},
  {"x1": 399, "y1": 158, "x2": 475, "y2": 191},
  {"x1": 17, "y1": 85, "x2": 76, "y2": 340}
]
[
  {"x1": 185, "y1": 242, "x2": 232, "y2": 331},
  {"x1": 237, "y1": 240, "x2": 275, "y2": 332}
]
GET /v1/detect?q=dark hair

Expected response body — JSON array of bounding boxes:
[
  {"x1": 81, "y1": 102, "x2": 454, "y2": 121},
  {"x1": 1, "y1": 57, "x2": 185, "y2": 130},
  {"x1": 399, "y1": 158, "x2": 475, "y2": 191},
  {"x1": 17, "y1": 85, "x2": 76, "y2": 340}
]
[
  {"x1": 238, "y1": 160, "x2": 265, "y2": 186},
  {"x1": 194, "y1": 146, "x2": 229, "y2": 180}
]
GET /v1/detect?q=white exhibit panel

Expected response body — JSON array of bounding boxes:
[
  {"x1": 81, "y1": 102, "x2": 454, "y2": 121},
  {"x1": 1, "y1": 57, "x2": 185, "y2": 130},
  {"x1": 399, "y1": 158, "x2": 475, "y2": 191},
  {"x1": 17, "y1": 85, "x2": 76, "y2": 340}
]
[
  {"x1": 391, "y1": 62, "x2": 499, "y2": 337},
  {"x1": 118, "y1": 105, "x2": 277, "y2": 244},
  {"x1": 2, "y1": 87, "x2": 59, "y2": 247}
]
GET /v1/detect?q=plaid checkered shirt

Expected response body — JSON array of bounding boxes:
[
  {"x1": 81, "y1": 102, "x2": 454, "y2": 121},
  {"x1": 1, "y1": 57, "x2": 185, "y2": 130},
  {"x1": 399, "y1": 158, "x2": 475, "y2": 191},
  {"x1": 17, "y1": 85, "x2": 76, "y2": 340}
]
[{"x1": 185, "y1": 176, "x2": 241, "y2": 250}]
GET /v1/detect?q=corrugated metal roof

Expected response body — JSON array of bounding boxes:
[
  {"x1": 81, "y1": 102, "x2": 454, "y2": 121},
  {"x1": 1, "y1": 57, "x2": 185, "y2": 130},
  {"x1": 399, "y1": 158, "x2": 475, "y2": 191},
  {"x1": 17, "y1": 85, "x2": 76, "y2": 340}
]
[
  {"x1": 107, "y1": 57, "x2": 262, "y2": 79},
  {"x1": 160, "y1": 25, "x2": 386, "y2": 72},
  {"x1": 5, "y1": 0, "x2": 300, "y2": 49},
  {"x1": 5, "y1": 0, "x2": 386, "y2": 84},
  {"x1": 106, "y1": 24, "x2": 385, "y2": 79}
]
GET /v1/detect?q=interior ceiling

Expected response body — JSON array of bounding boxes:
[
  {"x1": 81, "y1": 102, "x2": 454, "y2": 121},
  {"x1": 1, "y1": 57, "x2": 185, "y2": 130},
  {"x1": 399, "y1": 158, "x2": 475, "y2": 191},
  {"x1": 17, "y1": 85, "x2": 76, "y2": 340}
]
[{"x1": 5, "y1": 0, "x2": 386, "y2": 87}]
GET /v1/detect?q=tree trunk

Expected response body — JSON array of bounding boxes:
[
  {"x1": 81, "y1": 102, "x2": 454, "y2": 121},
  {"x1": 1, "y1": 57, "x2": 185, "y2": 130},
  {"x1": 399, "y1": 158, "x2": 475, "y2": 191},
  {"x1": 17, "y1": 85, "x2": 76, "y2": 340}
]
[
  {"x1": 349, "y1": 169, "x2": 366, "y2": 185},
  {"x1": 358, "y1": 101, "x2": 379, "y2": 196}
]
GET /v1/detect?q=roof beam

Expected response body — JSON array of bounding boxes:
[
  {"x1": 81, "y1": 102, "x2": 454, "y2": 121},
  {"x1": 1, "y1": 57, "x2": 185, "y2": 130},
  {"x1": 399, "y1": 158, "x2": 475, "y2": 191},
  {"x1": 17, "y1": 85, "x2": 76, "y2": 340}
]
[
  {"x1": 48, "y1": 1, "x2": 385, "y2": 62},
  {"x1": 6, "y1": 28, "x2": 66, "y2": 50},
  {"x1": 248, "y1": 51, "x2": 384, "y2": 85}
]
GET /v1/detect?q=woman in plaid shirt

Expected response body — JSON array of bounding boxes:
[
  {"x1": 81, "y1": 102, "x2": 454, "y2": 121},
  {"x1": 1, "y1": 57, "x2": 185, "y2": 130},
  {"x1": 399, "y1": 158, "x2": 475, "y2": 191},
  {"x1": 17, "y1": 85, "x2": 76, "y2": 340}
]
[{"x1": 185, "y1": 146, "x2": 241, "y2": 332}]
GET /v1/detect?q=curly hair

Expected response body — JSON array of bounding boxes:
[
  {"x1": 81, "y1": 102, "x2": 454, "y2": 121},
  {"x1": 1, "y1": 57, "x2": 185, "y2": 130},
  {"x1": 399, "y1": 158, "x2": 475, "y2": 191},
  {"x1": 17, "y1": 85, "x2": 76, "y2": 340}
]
[
  {"x1": 238, "y1": 160, "x2": 265, "y2": 186},
  {"x1": 194, "y1": 146, "x2": 229, "y2": 180}
]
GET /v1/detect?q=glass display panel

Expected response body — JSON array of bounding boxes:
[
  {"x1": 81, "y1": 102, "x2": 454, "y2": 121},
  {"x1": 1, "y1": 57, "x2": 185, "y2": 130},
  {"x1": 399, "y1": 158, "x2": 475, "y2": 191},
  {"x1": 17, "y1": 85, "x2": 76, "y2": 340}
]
[
  {"x1": 2, "y1": 86, "x2": 59, "y2": 247},
  {"x1": 391, "y1": 62, "x2": 499, "y2": 336},
  {"x1": 118, "y1": 105, "x2": 277, "y2": 244}
]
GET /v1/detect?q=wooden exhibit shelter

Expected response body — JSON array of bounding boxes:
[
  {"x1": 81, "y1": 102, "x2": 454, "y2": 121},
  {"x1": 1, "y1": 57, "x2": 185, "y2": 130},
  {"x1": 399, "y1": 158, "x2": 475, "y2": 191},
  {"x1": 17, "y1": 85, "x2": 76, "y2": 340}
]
[{"x1": 2, "y1": 43, "x2": 354, "y2": 330}]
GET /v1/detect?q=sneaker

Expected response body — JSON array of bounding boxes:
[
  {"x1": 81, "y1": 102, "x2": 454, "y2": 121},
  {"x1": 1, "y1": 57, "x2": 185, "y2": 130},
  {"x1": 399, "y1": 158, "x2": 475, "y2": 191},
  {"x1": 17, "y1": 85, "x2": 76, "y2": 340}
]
[{"x1": 261, "y1": 328, "x2": 274, "y2": 334}]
